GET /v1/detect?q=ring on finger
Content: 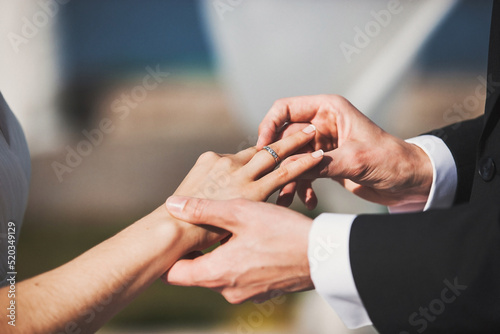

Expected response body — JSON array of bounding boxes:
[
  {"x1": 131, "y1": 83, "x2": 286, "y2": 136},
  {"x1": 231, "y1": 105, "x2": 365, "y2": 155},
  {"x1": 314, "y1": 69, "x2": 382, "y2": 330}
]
[{"x1": 262, "y1": 146, "x2": 281, "y2": 166}]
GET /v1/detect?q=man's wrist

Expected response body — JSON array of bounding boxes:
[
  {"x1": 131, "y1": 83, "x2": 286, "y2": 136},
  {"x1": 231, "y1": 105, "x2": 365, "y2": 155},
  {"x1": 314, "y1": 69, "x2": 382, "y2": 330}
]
[
  {"x1": 410, "y1": 135, "x2": 457, "y2": 210},
  {"x1": 390, "y1": 135, "x2": 458, "y2": 213},
  {"x1": 407, "y1": 142, "x2": 434, "y2": 201},
  {"x1": 387, "y1": 139, "x2": 433, "y2": 210}
]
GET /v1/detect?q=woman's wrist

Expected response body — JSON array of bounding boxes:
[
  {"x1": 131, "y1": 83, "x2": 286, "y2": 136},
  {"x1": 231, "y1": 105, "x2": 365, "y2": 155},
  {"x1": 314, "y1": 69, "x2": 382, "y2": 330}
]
[{"x1": 137, "y1": 204, "x2": 226, "y2": 264}]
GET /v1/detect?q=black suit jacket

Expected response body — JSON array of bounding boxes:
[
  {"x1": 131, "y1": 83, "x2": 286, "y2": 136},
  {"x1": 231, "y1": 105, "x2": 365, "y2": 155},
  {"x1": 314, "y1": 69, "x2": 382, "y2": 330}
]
[{"x1": 349, "y1": 2, "x2": 500, "y2": 333}]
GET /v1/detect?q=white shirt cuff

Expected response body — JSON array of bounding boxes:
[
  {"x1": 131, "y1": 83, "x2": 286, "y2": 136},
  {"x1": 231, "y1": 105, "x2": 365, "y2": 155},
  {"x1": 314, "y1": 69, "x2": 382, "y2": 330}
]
[
  {"x1": 389, "y1": 135, "x2": 457, "y2": 213},
  {"x1": 308, "y1": 213, "x2": 372, "y2": 329}
]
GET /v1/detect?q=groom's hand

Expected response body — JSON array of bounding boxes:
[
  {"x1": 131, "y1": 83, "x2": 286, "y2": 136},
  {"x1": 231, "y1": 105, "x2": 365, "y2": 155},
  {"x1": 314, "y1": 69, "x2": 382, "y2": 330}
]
[
  {"x1": 169, "y1": 124, "x2": 323, "y2": 253},
  {"x1": 162, "y1": 196, "x2": 314, "y2": 303},
  {"x1": 257, "y1": 94, "x2": 433, "y2": 208}
]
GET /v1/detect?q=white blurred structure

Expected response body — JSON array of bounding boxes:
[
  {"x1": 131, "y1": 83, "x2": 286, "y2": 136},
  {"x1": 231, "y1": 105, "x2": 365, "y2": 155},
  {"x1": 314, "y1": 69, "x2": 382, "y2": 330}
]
[
  {"x1": 201, "y1": 1, "x2": 457, "y2": 333},
  {"x1": 0, "y1": 0, "x2": 64, "y2": 155},
  {"x1": 201, "y1": 0, "x2": 457, "y2": 125}
]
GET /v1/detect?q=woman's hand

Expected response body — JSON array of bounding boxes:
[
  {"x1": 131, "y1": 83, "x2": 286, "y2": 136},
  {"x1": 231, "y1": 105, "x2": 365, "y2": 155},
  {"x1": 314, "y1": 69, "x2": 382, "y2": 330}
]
[
  {"x1": 169, "y1": 124, "x2": 323, "y2": 252},
  {"x1": 173, "y1": 124, "x2": 321, "y2": 202},
  {"x1": 257, "y1": 94, "x2": 433, "y2": 209}
]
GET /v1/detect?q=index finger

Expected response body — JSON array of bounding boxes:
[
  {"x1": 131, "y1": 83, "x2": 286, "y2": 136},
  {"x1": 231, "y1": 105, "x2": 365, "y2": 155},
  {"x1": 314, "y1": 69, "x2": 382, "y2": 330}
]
[
  {"x1": 243, "y1": 124, "x2": 316, "y2": 179},
  {"x1": 256, "y1": 95, "x2": 329, "y2": 148},
  {"x1": 166, "y1": 196, "x2": 237, "y2": 231}
]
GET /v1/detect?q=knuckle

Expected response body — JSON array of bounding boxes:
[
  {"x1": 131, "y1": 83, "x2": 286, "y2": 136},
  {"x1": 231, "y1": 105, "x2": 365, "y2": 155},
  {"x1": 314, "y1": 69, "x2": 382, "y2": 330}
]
[
  {"x1": 216, "y1": 156, "x2": 234, "y2": 169},
  {"x1": 296, "y1": 156, "x2": 312, "y2": 168},
  {"x1": 324, "y1": 94, "x2": 350, "y2": 113},
  {"x1": 198, "y1": 151, "x2": 219, "y2": 163},
  {"x1": 271, "y1": 99, "x2": 291, "y2": 121},
  {"x1": 279, "y1": 158, "x2": 291, "y2": 167},
  {"x1": 191, "y1": 198, "x2": 209, "y2": 221},
  {"x1": 275, "y1": 166, "x2": 291, "y2": 180},
  {"x1": 279, "y1": 156, "x2": 296, "y2": 168},
  {"x1": 271, "y1": 98, "x2": 287, "y2": 109}
]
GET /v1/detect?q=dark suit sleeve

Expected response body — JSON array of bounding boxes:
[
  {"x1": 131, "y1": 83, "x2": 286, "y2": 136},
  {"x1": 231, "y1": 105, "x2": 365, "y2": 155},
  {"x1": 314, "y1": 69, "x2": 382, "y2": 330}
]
[
  {"x1": 427, "y1": 115, "x2": 484, "y2": 205},
  {"x1": 349, "y1": 203, "x2": 500, "y2": 333},
  {"x1": 348, "y1": 116, "x2": 498, "y2": 333}
]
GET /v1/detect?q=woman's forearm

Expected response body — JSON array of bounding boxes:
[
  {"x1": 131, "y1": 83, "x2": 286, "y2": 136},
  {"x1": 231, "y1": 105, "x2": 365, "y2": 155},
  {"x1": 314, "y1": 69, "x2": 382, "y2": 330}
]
[
  {"x1": 0, "y1": 205, "x2": 193, "y2": 334},
  {"x1": 0, "y1": 125, "x2": 321, "y2": 333}
]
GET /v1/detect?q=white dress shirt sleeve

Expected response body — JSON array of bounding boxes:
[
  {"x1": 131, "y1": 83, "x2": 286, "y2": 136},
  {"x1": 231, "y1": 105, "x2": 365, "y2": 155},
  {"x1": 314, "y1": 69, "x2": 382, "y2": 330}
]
[
  {"x1": 308, "y1": 135, "x2": 457, "y2": 329},
  {"x1": 309, "y1": 213, "x2": 372, "y2": 328},
  {"x1": 389, "y1": 135, "x2": 457, "y2": 212}
]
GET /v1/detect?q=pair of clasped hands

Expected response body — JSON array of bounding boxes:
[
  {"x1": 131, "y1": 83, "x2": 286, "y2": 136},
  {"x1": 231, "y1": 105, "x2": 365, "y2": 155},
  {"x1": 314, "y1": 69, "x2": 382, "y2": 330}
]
[{"x1": 162, "y1": 95, "x2": 432, "y2": 303}]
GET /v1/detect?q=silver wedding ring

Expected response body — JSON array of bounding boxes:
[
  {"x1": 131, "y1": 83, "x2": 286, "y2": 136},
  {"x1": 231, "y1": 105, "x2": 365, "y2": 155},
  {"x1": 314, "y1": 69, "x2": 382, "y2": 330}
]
[{"x1": 262, "y1": 146, "x2": 281, "y2": 165}]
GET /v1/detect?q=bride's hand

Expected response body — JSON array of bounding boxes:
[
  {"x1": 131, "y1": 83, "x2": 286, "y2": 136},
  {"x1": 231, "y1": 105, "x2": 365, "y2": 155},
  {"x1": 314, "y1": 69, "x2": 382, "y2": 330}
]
[
  {"x1": 173, "y1": 124, "x2": 321, "y2": 202},
  {"x1": 169, "y1": 124, "x2": 323, "y2": 251}
]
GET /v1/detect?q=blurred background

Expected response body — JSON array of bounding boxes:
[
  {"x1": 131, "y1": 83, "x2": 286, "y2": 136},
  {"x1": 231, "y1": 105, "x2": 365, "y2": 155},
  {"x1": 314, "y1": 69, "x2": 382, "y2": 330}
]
[{"x1": 0, "y1": 0, "x2": 492, "y2": 333}]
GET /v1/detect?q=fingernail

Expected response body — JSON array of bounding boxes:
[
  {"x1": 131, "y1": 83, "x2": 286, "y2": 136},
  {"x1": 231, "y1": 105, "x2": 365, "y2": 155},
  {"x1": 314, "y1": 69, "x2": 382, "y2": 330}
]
[
  {"x1": 302, "y1": 124, "x2": 316, "y2": 134},
  {"x1": 165, "y1": 196, "x2": 188, "y2": 215},
  {"x1": 311, "y1": 149, "x2": 324, "y2": 158}
]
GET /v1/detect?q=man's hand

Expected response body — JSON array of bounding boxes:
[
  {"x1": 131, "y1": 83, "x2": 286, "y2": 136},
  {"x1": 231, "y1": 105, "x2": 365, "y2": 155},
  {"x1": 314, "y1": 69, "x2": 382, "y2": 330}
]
[
  {"x1": 257, "y1": 94, "x2": 433, "y2": 208},
  {"x1": 170, "y1": 125, "x2": 323, "y2": 253},
  {"x1": 163, "y1": 196, "x2": 314, "y2": 304}
]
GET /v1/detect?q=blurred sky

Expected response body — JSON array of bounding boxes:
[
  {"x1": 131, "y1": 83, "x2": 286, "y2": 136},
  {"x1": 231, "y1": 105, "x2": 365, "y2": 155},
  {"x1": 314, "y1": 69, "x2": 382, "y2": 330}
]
[
  {"x1": 418, "y1": 0, "x2": 490, "y2": 71},
  {"x1": 58, "y1": 0, "x2": 213, "y2": 79},
  {"x1": 56, "y1": 0, "x2": 490, "y2": 79}
]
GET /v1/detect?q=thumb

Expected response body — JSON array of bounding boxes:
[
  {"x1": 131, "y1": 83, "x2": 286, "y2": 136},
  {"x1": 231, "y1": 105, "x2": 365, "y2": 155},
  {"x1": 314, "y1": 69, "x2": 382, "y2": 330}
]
[
  {"x1": 165, "y1": 196, "x2": 237, "y2": 231},
  {"x1": 162, "y1": 256, "x2": 212, "y2": 286}
]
